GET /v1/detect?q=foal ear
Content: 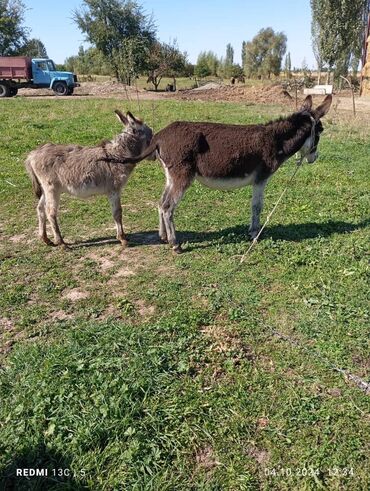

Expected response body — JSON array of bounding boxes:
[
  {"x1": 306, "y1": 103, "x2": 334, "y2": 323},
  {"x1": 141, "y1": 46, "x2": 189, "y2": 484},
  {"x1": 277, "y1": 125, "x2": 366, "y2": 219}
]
[
  {"x1": 114, "y1": 109, "x2": 128, "y2": 125},
  {"x1": 314, "y1": 94, "x2": 332, "y2": 120},
  {"x1": 300, "y1": 95, "x2": 313, "y2": 111},
  {"x1": 127, "y1": 111, "x2": 143, "y2": 126}
]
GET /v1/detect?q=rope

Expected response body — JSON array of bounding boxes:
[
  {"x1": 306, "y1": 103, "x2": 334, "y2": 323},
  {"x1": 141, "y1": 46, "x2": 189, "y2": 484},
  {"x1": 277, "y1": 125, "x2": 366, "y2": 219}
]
[
  {"x1": 273, "y1": 330, "x2": 370, "y2": 395},
  {"x1": 238, "y1": 161, "x2": 302, "y2": 265},
  {"x1": 236, "y1": 116, "x2": 316, "y2": 265}
]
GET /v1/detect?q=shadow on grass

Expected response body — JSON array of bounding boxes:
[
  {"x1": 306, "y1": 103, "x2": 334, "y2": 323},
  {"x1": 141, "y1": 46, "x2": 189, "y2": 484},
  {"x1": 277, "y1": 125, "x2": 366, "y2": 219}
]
[
  {"x1": 71, "y1": 219, "x2": 369, "y2": 251},
  {"x1": 0, "y1": 442, "x2": 88, "y2": 490}
]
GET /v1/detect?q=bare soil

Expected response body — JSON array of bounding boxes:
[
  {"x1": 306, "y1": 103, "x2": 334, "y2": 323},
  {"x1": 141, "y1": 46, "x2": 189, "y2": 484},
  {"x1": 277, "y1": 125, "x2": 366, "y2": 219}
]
[{"x1": 15, "y1": 81, "x2": 370, "y2": 114}]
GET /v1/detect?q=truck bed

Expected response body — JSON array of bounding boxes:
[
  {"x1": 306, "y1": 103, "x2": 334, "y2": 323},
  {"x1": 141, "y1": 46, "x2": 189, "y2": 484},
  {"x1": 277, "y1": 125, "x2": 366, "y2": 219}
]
[{"x1": 0, "y1": 57, "x2": 32, "y2": 80}]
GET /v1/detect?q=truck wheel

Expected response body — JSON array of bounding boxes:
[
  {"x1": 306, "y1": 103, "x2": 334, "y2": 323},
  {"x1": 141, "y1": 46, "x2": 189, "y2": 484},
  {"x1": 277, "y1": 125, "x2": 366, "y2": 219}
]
[
  {"x1": 53, "y1": 81, "x2": 68, "y2": 96},
  {"x1": 10, "y1": 87, "x2": 18, "y2": 97},
  {"x1": 0, "y1": 83, "x2": 11, "y2": 98}
]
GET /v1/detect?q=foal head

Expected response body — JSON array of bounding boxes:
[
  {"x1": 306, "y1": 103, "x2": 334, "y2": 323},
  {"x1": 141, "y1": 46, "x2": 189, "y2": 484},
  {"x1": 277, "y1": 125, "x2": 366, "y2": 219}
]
[
  {"x1": 299, "y1": 94, "x2": 332, "y2": 164},
  {"x1": 114, "y1": 110, "x2": 153, "y2": 158}
]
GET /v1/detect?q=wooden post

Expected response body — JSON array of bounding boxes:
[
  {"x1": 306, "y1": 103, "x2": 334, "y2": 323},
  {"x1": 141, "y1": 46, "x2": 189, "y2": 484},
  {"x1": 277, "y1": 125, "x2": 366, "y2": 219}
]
[{"x1": 340, "y1": 75, "x2": 356, "y2": 117}]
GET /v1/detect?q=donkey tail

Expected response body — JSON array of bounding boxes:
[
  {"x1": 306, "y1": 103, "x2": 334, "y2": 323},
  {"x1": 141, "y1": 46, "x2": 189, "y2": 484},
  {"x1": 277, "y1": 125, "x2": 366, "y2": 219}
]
[
  {"x1": 119, "y1": 141, "x2": 158, "y2": 165},
  {"x1": 25, "y1": 155, "x2": 42, "y2": 199}
]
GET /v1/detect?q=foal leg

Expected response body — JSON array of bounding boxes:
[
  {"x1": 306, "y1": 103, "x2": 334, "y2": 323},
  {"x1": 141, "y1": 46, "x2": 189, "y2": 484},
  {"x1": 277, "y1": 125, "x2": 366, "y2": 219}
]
[
  {"x1": 44, "y1": 189, "x2": 65, "y2": 246},
  {"x1": 37, "y1": 193, "x2": 53, "y2": 245},
  {"x1": 109, "y1": 192, "x2": 128, "y2": 248},
  {"x1": 249, "y1": 180, "x2": 268, "y2": 239}
]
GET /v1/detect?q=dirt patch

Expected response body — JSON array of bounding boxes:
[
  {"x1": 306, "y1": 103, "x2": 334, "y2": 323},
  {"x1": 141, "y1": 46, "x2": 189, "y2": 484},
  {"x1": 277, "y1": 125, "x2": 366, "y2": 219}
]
[
  {"x1": 178, "y1": 82, "x2": 296, "y2": 106},
  {"x1": 257, "y1": 417, "x2": 269, "y2": 430},
  {"x1": 201, "y1": 324, "x2": 254, "y2": 361},
  {"x1": 50, "y1": 310, "x2": 73, "y2": 321},
  {"x1": 327, "y1": 387, "x2": 342, "y2": 397},
  {"x1": 17, "y1": 81, "x2": 169, "y2": 100},
  {"x1": 247, "y1": 447, "x2": 270, "y2": 466},
  {"x1": 195, "y1": 446, "x2": 220, "y2": 475},
  {"x1": 62, "y1": 289, "x2": 89, "y2": 301},
  {"x1": 0, "y1": 317, "x2": 14, "y2": 331},
  {"x1": 0, "y1": 317, "x2": 24, "y2": 357},
  {"x1": 85, "y1": 251, "x2": 116, "y2": 272},
  {"x1": 15, "y1": 80, "x2": 370, "y2": 116},
  {"x1": 192, "y1": 82, "x2": 222, "y2": 92},
  {"x1": 113, "y1": 266, "x2": 136, "y2": 278},
  {"x1": 135, "y1": 299, "x2": 155, "y2": 318},
  {"x1": 8, "y1": 234, "x2": 27, "y2": 243}
]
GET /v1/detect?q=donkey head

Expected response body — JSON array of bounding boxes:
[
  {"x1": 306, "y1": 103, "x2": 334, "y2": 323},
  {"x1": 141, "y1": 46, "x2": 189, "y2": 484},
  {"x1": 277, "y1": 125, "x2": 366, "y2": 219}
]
[
  {"x1": 299, "y1": 94, "x2": 332, "y2": 163},
  {"x1": 114, "y1": 110, "x2": 153, "y2": 158}
]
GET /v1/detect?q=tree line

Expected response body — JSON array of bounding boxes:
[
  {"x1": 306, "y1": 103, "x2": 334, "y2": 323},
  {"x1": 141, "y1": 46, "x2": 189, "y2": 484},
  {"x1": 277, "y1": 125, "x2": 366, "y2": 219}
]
[{"x1": 1, "y1": 0, "x2": 368, "y2": 88}]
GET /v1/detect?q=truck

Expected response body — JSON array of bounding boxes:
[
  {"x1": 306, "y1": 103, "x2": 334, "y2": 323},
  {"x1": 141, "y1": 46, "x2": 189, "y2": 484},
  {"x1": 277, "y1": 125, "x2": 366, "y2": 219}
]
[{"x1": 0, "y1": 57, "x2": 80, "y2": 97}]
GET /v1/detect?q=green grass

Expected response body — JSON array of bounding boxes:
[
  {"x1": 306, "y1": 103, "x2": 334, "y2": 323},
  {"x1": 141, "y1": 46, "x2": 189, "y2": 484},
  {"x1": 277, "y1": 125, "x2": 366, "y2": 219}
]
[{"x1": 0, "y1": 98, "x2": 369, "y2": 490}]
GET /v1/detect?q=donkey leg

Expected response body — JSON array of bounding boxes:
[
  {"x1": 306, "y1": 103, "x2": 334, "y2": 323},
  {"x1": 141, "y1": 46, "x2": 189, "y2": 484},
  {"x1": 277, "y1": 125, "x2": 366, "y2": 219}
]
[
  {"x1": 249, "y1": 180, "x2": 268, "y2": 239},
  {"x1": 44, "y1": 190, "x2": 65, "y2": 246},
  {"x1": 37, "y1": 194, "x2": 53, "y2": 245},
  {"x1": 158, "y1": 186, "x2": 170, "y2": 243},
  {"x1": 161, "y1": 181, "x2": 191, "y2": 254},
  {"x1": 109, "y1": 192, "x2": 128, "y2": 248}
]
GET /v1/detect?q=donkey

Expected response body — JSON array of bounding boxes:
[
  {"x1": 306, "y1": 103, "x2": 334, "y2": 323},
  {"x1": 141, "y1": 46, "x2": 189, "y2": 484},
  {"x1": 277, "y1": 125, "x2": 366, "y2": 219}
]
[
  {"x1": 119, "y1": 95, "x2": 332, "y2": 253},
  {"x1": 25, "y1": 110, "x2": 153, "y2": 248}
]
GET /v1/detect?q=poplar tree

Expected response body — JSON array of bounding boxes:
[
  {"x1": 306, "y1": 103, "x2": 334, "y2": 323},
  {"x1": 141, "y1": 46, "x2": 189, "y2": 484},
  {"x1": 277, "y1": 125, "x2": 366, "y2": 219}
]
[{"x1": 310, "y1": 0, "x2": 369, "y2": 83}]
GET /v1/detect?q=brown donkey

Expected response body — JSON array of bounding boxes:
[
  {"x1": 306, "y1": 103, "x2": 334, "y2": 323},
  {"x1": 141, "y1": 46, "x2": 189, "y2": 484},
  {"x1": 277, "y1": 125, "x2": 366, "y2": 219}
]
[
  {"x1": 25, "y1": 110, "x2": 153, "y2": 248},
  {"x1": 120, "y1": 95, "x2": 332, "y2": 253}
]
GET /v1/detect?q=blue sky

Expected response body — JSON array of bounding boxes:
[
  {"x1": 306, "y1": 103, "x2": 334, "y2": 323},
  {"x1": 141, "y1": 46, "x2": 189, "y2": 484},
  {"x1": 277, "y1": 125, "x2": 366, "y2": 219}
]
[{"x1": 23, "y1": 0, "x2": 315, "y2": 68}]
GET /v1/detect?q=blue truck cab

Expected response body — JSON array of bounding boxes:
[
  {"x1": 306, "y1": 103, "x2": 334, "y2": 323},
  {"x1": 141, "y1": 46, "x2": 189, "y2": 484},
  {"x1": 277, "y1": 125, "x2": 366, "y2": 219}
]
[{"x1": 32, "y1": 58, "x2": 80, "y2": 95}]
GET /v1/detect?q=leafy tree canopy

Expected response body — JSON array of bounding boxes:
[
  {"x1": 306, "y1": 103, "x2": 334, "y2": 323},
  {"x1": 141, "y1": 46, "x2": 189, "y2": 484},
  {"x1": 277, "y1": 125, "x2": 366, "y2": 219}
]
[
  {"x1": 242, "y1": 27, "x2": 287, "y2": 79},
  {"x1": 311, "y1": 0, "x2": 369, "y2": 79},
  {"x1": 194, "y1": 51, "x2": 219, "y2": 78},
  {"x1": 74, "y1": 0, "x2": 156, "y2": 84},
  {"x1": 0, "y1": 0, "x2": 28, "y2": 55},
  {"x1": 19, "y1": 38, "x2": 47, "y2": 57},
  {"x1": 147, "y1": 40, "x2": 187, "y2": 90}
]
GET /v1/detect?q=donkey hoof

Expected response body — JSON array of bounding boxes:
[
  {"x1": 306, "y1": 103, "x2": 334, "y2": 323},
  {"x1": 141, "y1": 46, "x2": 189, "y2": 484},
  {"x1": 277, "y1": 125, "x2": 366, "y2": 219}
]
[
  {"x1": 248, "y1": 229, "x2": 260, "y2": 240},
  {"x1": 173, "y1": 244, "x2": 184, "y2": 254},
  {"x1": 41, "y1": 236, "x2": 54, "y2": 246},
  {"x1": 120, "y1": 239, "x2": 128, "y2": 249}
]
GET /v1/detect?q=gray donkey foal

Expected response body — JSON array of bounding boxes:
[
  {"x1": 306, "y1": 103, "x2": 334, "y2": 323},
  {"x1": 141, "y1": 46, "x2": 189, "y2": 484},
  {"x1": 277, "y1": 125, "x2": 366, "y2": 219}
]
[{"x1": 25, "y1": 110, "x2": 152, "y2": 247}]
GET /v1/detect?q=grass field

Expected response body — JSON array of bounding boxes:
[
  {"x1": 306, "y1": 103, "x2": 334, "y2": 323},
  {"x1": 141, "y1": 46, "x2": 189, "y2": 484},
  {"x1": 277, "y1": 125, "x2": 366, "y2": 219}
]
[{"x1": 0, "y1": 97, "x2": 369, "y2": 490}]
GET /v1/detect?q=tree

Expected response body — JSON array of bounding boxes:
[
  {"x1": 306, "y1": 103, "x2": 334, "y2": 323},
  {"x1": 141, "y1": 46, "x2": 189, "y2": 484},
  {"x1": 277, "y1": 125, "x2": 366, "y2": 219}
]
[
  {"x1": 310, "y1": 0, "x2": 369, "y2": 83},
  {"x1": 194, "y1": 52, "x2": 211, "y2": 78},
  {"x1": 147, "y1": 40, "x2": 187, "y2": 90},
  {"x1": 20, "y1": 38, "x2": 48, "y2": 57},
  {"x1": 242, "y1": 28, "x2": 287, "y2": 79},
  {"x1": 284, "y1": 52, "x2": 291, "y2": 78},
  {"x1": 65, "y1": 46, "x2": 112, "y2": 76},
  {"x1": 73, "y1": 0, "x2": 156, "y2": 84},
  {"x1": 0, "y1": 0, "x2": 28, "y2": 55},
  {"x1": 194, "y1": 51, "x2": 219, "y2": 78},
  {"x1": 223, "y1": 43, "x2": 234, "y2": 77}
]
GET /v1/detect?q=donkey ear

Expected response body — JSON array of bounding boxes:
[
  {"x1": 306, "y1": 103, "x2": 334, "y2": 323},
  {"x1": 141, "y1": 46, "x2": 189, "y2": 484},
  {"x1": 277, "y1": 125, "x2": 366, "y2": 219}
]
[
  {"x1": 114, "y1": 109, "x2": 128, "y2": 125},
  {"x1": 127, "y1": 111, "x2": 143, "y2": 126},
  {"x1": 314, "y1": 94, "x2": 332, "y2": 120},
  {"x1": 300, "y1": 95, "x2": 313, "y2": 111}
]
